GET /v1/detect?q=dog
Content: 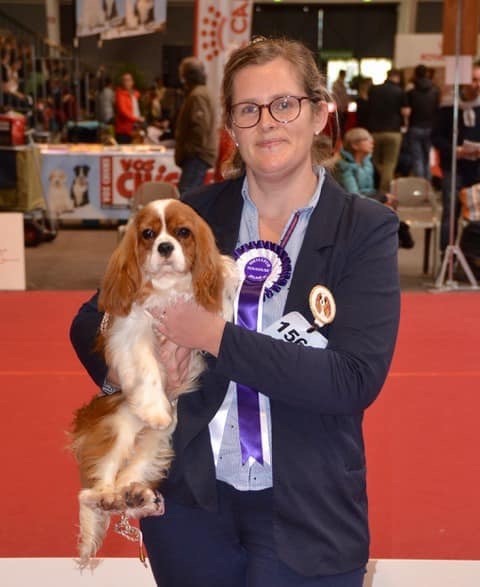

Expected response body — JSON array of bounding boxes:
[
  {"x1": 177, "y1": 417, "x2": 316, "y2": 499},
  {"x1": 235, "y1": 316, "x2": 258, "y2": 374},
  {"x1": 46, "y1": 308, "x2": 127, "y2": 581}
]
[
  {"x1": 71, "y1": 165, "x2": 90, "y2": 208},
  {"x1": 134, "y1": 0, "x2": 155, "y2": 25},
  {"x1": 70, "y1": 198, "x2": 239, "y2": 568},
  {"x1": 81, "y1": 0, "x2": 106, "y2": 30},
  {"x1": 47, "y1": 169, "x2": 73, "y2": 216}
]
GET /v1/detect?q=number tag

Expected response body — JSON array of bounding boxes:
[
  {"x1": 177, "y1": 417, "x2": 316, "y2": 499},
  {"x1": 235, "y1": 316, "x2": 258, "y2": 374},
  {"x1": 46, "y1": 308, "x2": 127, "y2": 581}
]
[{"x1": 263, "y1": 311, "x2": 328, "y2": 349}]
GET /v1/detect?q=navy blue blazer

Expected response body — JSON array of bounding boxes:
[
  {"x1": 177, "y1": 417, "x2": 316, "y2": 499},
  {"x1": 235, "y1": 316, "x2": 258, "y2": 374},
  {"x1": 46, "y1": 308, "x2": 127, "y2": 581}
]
[{"x1": 70, "y1": 172, "x2": 400, "y2": 577}]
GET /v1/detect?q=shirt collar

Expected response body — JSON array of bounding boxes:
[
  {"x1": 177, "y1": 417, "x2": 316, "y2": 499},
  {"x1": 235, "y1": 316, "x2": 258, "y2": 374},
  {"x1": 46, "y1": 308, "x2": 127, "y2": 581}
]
[{"x1": 241, "y1": 166, "x2": 325, "y2": 214}]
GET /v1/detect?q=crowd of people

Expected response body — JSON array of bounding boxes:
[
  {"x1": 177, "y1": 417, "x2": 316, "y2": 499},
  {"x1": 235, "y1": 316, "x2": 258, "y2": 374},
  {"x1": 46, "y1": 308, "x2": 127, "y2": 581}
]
[
  {"x1": 2, "y1": 27, "x2": 480, "y2": 268},
  {"x1": 332, "y1": 61, "x2": 480, "y2": 268}
]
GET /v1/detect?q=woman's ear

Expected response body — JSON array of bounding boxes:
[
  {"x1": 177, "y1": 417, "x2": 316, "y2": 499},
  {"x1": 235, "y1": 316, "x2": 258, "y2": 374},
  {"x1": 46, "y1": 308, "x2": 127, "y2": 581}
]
[
  {"x1": 226, "y1": 126, "x2": 239, "y2": 147},
  {"x1": 313, "y1": 101, "x2": 329, "y2": 136}
]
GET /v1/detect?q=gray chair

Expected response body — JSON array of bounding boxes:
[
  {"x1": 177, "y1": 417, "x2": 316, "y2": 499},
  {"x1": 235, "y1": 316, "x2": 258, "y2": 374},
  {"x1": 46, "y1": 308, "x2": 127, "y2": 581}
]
[
  {"x1": 389, "y1": 176, "x2": 441, "y2": 275},
  {"x1": 117, "y1": 181, "x2": 180, "y2": 241}
]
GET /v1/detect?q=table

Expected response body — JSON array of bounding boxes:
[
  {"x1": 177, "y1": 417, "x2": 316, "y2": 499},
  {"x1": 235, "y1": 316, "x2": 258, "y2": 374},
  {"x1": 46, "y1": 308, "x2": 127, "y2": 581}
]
[
  {"x1": 0, "y1": 145, "x2": 45, "y2": 212},
  {"x1": 39, "y1": 144, "x2": 181, "y2": 221}
]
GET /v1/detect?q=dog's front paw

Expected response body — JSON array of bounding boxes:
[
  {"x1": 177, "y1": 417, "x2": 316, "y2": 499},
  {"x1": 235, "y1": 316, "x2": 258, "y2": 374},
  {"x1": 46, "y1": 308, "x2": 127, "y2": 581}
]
[
  {"x1": 98, "y1": 491, "x2": 126, "y2": 512},
  {"x1": 79, "y1": 488, "x2": 124, "y2": 512},
  {"x1": 123, "y1": 483, "x2": 165, "y2": 517}
]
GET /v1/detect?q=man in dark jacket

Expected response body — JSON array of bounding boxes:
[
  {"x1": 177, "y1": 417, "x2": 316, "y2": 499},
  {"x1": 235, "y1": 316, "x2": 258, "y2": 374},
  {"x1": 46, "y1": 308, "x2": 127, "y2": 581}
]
[
  {"x1": 367, "y1": 69, "x2": 410, "y2": 192},
  {"x1": 432, "y1": 60, "x2": 480, "y2": 251},
  {"x1": 175, "y1": 57, "x2": 217, "y2": 196},
  {"x1": 406, "y1": 64, "x2": 440, "y2": 180}
]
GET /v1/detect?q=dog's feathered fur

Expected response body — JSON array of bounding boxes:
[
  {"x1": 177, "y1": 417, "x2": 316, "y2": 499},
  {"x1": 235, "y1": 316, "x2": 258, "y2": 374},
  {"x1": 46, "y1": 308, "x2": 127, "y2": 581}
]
[{"x1": 70, "y1": 198, "x2": 238, "y2": 568}]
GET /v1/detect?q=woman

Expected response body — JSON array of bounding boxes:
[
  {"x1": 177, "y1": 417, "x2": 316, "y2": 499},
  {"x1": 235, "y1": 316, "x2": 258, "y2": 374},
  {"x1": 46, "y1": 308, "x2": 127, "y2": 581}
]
[
  {"x1": 114, "y1": 72, "x2": 144, "y2": 144},
  {"x1": 335, "y1": 127, "x2": 414, "y2": 248},
  {"x1": 335, "y1": 127, "x2": 395, "y2": 204},
  {"x1": 70, "y1": 38, "x2": 400, "y2": 587}
]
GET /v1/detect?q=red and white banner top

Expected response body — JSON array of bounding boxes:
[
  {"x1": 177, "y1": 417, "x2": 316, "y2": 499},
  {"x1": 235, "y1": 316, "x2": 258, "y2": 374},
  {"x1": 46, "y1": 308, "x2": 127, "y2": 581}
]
[{"x1": 194, "y1": 0, "x2": 253, "y2": 114}]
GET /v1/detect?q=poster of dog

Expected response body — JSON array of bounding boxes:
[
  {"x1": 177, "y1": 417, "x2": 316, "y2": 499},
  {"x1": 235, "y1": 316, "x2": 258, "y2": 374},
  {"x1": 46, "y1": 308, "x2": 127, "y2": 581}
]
[
  {"x1": 76, "y1": 0, "x2": 166, "y2": 38},
  {"x1": 71, "y1": 165, "x2": 91, "y2": 208},
  {"x1": 47, "y1": 169, "x2": 74, "y2": 217}
]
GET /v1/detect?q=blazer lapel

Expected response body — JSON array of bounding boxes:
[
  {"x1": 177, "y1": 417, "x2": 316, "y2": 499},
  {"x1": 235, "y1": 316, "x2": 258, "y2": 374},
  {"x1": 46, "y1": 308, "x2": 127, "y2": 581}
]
[
  {"x1": 207, "y1": 177, "x2": 244, "y2": 255},
  {"x1": 284, "y1": 173, "x2": 347, "y2": 322}
]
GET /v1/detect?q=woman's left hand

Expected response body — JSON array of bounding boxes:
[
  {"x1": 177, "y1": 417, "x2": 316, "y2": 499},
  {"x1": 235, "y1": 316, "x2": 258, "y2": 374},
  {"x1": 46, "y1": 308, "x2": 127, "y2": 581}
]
[{"x1": 151, "y1": 299, "x2": 226, "y2": 357}]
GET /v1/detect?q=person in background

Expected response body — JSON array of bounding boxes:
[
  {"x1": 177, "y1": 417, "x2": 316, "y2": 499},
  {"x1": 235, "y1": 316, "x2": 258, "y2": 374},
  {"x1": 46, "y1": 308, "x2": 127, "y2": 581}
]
[
  {"x1": 335, "y1": 127, "x2": 414, "y2": 248},
  {"x1": 432, "y1": 60, "x2": 480, "y2": 252},
  {"x1": 70, "y1": 37, "x2": 400, "y2": 587},
  {"x1": 406, "y1": 64, "x2": 440, "y2": 180},
  {"x1": 114, "y1": 72, "x2": 144, "y2": 144},
  {"x1": 96, "y1": 75, "x2": 115, "y2": 125},
  {"x1": 367, "y1": 69, "x2": 410, "y2": 192},
  {"x1": 174, "y1": 57, "x2": 217, "y2": 195},
  {"x1": 354, "y1": 76, "x2": 372, "y2": 129},
  {"x1": 332, "y1": 69, "x2": 349, "y2": 136}
]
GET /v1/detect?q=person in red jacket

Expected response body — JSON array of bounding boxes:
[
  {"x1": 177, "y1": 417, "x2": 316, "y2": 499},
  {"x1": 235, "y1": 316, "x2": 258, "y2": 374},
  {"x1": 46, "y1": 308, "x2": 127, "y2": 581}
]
[{"x1": 114, "y1": 72, "x2": 144, "y2": 144}]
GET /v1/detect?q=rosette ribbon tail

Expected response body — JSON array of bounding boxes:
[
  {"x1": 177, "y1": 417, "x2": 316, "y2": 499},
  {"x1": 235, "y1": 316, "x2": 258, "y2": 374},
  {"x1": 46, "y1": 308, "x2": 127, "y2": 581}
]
[
  {"x1": 233, "y1": 239, "x2": 292, "y2": 466},
  {"x1": 236, "y1": 278, "x2": 264, "y2": 465}
]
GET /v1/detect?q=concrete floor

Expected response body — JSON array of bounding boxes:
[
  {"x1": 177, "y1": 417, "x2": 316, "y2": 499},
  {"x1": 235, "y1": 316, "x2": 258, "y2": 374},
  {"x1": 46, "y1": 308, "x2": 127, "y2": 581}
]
[{"x1": 24, "y1": 224, "x2": 448, "y2": 291}]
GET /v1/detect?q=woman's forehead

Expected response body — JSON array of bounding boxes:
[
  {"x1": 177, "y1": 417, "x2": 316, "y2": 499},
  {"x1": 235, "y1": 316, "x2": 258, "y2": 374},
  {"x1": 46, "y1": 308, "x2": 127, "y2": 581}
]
[{"x1": 232, "y1": 58, "x2": 303, "y2": 99}]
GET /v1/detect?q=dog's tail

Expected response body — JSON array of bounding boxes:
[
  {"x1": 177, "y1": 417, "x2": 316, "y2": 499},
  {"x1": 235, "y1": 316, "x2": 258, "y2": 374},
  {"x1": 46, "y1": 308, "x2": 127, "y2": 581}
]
[{"x1": 76, "y1": 491, "x2": 110, "y2": 569}]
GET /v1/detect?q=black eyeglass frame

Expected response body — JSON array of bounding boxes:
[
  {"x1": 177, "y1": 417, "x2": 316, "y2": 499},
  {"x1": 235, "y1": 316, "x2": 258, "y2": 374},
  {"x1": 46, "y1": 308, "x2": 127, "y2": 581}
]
[{"x1": 229, "y1": 95, "x2": 314, "y2": 129}]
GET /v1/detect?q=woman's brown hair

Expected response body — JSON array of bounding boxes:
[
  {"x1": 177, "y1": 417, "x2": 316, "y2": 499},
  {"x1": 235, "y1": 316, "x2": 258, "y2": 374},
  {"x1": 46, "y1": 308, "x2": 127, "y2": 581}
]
[{"x1": 221, "y1": 37, "x2": 336, "y2": 178}]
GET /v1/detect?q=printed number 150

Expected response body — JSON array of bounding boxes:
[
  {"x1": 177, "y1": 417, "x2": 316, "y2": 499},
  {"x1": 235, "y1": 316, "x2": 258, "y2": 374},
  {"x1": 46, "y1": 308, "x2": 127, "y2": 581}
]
[{"x1": 276, "y1": 321, "x2": 307, "y2": 345}]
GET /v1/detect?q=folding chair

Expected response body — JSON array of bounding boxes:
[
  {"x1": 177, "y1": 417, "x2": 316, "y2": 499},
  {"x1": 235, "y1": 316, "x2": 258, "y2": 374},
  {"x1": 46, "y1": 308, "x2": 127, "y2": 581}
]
[
  {"x1": 390, "y1": 176, "x2": 441, "y2": 275},
  {"x1": 117, "y1": 181, "x2": 180, "y2": 241}
]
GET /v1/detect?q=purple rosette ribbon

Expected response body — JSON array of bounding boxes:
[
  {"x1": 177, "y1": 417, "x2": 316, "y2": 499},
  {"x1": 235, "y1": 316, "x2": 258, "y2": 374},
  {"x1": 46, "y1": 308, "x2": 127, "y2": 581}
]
[{"x1": 233, "y1": 241, "x2": 291, "y2": 465}]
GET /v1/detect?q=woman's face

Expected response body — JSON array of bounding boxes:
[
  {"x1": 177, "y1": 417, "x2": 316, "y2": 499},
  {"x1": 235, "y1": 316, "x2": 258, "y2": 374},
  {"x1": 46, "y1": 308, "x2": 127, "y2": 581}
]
[
  {"x1": 353, "y1": 135, "x2": 374, "y2": 157},
  {"x1": 229, "y1": 57, "x2": 327, "y2": 181}
]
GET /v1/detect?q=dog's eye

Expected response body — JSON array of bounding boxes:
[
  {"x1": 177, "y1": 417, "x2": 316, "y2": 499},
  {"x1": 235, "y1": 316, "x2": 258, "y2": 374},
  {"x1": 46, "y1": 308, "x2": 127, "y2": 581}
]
[
  {"x1": 176, "y1": 227, "x2": 191, "y2": 239},
  {"x1": 141, "y1": 228, "x2": 156, "y2": 240}
]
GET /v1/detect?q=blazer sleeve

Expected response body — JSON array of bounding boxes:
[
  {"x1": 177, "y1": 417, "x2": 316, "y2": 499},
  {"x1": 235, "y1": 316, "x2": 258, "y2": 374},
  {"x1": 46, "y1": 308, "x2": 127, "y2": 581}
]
[
  {"x1": 215, "y1": 200, "x2": 400, "y2": 415},
  {"x1": 69, "y1": 291, "x2": 108, "y2": 388}
]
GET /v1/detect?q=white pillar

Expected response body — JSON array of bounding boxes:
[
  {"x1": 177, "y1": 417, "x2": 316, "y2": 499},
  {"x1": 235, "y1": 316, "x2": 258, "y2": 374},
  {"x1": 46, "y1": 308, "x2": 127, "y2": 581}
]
[
  {"x1": 397, "y1": 0, "x2": 418, "y2": 35},
  {"x1": 45, "y1": 0, "x2": 61, "y2": 56}
]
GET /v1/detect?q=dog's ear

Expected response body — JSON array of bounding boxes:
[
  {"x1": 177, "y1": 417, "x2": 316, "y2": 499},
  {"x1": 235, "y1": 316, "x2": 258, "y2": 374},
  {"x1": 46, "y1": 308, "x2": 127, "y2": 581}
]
[
  {"x1": 98, "y1": 221, "x2": 142, "y2": 317},
  {"x1": 73, "y1": 165, "x2": 79, "y2": 174},
  {"x1": 84, "y1": 165, "x2": 90, "y2": 175},
  {"x1": 191, "y1": 215, "x2": 224, "y2": 314}
]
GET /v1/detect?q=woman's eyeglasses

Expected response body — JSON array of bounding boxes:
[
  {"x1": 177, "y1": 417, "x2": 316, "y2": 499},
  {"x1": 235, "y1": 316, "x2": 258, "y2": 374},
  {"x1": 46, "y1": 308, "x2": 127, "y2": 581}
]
[{"x1": 230, "y1": 96, "x2": 313, "y2": 129}]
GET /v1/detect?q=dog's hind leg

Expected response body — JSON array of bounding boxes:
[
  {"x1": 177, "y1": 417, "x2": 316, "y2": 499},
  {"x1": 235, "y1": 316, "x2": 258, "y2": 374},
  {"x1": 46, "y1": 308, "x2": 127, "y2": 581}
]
[
  {"x1": 76, "y1": 496, "x2": 110, "y2": 569},
  {"x1": 115, "y1": 426, "x2": 175, "y2": 515}
]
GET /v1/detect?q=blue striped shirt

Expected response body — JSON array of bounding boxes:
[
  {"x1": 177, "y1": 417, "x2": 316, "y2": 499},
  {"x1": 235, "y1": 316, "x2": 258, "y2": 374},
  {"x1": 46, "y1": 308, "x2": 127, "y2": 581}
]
[{"x1": 213, "y1": 167, "x2": 325, "y2": 491}]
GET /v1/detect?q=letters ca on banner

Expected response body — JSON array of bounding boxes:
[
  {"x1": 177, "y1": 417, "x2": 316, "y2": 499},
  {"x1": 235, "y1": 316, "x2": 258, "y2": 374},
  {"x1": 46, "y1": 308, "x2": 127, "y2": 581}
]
[
  {"x1": 196, "y1": 0, "x2": 253, "y2": 62},
  {"x1": 76, "y1": 0, "x2": 167, "y2": 40},
  {"x1": 100, "y1": 155, "x2": 180, "y2": 208}
]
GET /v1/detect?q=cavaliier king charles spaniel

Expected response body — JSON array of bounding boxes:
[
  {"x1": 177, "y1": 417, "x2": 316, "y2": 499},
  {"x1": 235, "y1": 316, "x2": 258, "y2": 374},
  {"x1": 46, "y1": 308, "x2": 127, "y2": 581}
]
[{"x1": 70, "y1": 198, "x2": 239, "y2": 568}]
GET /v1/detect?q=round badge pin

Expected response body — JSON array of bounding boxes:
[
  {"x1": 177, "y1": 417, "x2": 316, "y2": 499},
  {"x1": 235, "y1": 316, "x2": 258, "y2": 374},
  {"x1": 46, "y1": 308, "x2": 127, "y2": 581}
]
[{"x1": 309, "y1": 285, "x2": 336, "y2": 328}]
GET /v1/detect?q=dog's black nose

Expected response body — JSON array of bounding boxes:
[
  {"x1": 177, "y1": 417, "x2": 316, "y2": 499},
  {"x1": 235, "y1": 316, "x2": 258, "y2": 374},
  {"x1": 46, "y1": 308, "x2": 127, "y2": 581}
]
[{"x1": 157, "y1": 242, "x2": 174, "y2": 257}]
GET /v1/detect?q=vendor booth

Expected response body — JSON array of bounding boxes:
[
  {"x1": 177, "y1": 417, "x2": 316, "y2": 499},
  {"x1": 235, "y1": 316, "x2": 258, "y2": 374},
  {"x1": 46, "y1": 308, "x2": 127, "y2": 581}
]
[{"x1": 39, "y1": 144, "x2": 181, "y2": 221}]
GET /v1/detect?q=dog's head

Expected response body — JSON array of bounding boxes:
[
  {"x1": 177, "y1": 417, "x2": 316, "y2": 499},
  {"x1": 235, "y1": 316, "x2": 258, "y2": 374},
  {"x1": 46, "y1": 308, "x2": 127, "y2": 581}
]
[
  {"x1": 98, "y1": 199, "x2": 226, "y2": 317},
  {"x1": 49, "y1": 169, "x2": 67, "y2": 188},
  {"x1": 73, "y1": 165, "x2": 90, "y2": 178}
]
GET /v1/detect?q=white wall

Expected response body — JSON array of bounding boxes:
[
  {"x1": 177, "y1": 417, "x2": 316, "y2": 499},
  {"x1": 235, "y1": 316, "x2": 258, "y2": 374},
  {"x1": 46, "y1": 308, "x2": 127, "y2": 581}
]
[{"x1": 1, "y1": 558, "x2": 480, "y2": 587}]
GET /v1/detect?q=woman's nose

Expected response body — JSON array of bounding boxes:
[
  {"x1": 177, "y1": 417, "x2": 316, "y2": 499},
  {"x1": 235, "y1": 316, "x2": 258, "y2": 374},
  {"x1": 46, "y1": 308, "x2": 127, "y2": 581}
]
[{"x1": 258, "y1": 105, "x2": 276, "y2": 127}]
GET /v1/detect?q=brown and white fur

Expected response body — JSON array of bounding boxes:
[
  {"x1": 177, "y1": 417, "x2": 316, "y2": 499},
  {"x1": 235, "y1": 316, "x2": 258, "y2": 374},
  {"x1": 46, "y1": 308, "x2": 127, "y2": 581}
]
[{"x1": 70, "y1": 198, "x2": 238, "y2": 568}]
